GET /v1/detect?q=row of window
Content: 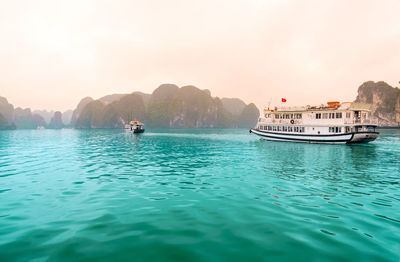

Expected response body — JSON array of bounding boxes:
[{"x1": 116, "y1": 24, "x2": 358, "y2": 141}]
[
  {"x1": 260, "y1": 125, "x2": 347, "y2": 133},
  {"x1": 266, "y1": 112, "x2": 353, "y2": 119},
  {"x1": 315, "y1": 112, "x2": 345, "y2": 119},
  {"x1": 265, "y1": 113, "x2": 303, "y2": 119},
  {"x1": 329, "y1": 127, "x2": 342, "y2": 133},
  {"x1": 260, "y1": 125, "x2": 305, "y2": 133},
  {"x1": 274, "y1": 113, "x2": 302, "y2": 119}
]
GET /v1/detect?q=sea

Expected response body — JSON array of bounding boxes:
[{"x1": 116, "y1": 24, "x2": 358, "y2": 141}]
[{"x1": 0, "y1": 128, "x2": 399, "y2": 262}]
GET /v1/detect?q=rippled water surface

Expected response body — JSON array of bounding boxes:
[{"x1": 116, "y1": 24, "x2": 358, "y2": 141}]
[{"x1": 0, "y1": 129, "x2": 399, "y2": 262}]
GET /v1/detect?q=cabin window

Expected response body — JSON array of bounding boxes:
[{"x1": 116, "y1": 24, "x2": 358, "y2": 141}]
[
  {"x1": 294, "y1": 127, "x2": 298, "y2": 132},
  {"x1": 316, "y1": 113, "x2": 321, "y2": 119},
  {"x1": 275, "y1": 114, "x2": 279, "y2": 119},
  {"x1": 273, "y1": 126, "x2": 277, "y2": 131},
  {"x1": 283, "y1": 126, "x2": 287, "y2": 132},
  {"x1": 278, "y1": 126, "x2": 282, "y2": 131},
  {"x1": 346, "y1": 112, "x2": 351, "y2": 118},
  {"x1": 301, "y1": 127, "x2": 305, "y2": 132},
  {"x1": 290, "y1": 114, "x2": 294, "y2": 119},
  {"x1": 323, "y1": 113, "x2": 328, "y2": 119},
  {"x1": 328, "y1": 113, "x2": 335, "y2": 119},
  {"x1": 268, "y1": 126, "x2": 272, "y2": 131},
  {"x1": 329, "y1": 127, "x2": 333, "y2": 133},
  {"x1": 336, "y1": 113, "x2": 342, "y2": 118}
]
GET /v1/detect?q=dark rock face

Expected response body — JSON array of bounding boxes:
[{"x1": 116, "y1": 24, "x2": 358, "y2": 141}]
[
  {"x1": 71, "y1": 97, "x2": 94, "y2": 125},
  {"x1": 48, "y1": 111, "x2": 64, "y2": 129},
  {"x1": 355, "y1": 81, "x2": 400, "y2": 126}
]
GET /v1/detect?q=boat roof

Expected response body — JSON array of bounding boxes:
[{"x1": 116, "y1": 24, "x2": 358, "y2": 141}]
[
  {"x1": 129, "y1": 120, "x2": 144, "y2": 125},
  {"x1": 267, "y1": 102, "x2": 372, "y2": 113}
]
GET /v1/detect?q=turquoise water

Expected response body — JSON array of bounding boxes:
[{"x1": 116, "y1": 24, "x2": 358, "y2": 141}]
[{"x1": 0, "y1": 129, "x2": 399, "y2": 262}]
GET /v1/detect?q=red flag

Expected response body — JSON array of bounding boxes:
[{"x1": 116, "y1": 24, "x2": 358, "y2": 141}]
[{"x1": 281, "y1": 98, "x2": 287, "y2": 102}]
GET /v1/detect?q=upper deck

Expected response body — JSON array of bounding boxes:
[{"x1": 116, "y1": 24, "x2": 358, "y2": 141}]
[{"x1": 260, "y1": 102, "x2": 378, "y2": 126}]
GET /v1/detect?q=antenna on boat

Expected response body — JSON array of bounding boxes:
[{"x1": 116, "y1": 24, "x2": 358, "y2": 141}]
[{"x1": 267, "y1": 98, "x2": 272, "y2": 109}]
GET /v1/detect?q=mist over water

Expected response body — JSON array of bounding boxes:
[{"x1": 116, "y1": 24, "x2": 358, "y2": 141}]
[{"x1": 0, "y1": 129, "x2": 399, "y2": 261}]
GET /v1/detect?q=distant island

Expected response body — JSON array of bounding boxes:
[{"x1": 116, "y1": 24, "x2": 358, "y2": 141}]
[
  {"x1": 355, "y1": 81, "x2": 400, "y2": 126},
  {"x1": 1, "y1": 81, "x2": 399, "y2": 130},
  {"x1": 0, "y1": 84, "x2": 260, "y2": 130}
]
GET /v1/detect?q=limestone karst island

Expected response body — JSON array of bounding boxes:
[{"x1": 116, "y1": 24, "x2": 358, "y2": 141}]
[{"x1": 1, "y1": 1, "x2": 400, "y2": 261}]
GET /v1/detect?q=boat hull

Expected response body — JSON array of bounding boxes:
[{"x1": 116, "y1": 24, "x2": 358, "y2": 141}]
[
  {"x1": 250, "y1": 129, "x2": 378, "y2": 144},
  {"x1": 126, "y1": 128, "x2": 145, "y2": 134},
  {"x1": 133, "y1": 129, "x2": 145, "y2": 134}
]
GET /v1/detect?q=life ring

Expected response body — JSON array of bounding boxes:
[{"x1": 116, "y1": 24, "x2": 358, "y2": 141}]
[{"x1": 290, "y1": 119, "x2": 295, "y2": 124}]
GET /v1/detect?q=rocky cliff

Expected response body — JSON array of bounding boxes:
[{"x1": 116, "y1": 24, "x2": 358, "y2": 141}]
[
  {"x1": 221, "y1": 98, "x2": 247, "y2": 116},
  {"x1": 355, "y1": 81, "x2": 400, "y2": 126},
  {"x1": 14, "y1": 108, "x2": 46, "y2": 129},
  {"x1": 74, "y1": 84, "x2": 260, "y2": 129},
  {"x1": 0, "y1": 96, "x2": 14, "y2": 124},
  {"x1": 71, "y1": 97, "x2": 94, "y2": 125},
  {"x1": 48, "y1": 111, "x2": 64, "y2": 129},
  {"x1": 0, "y1": 97, "x2": 48, "y2": 129}
]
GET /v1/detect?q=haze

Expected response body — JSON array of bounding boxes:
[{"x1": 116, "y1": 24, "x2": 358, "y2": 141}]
[{"x1": 0, "y1": 0, "x2": 399, "y2": 111}]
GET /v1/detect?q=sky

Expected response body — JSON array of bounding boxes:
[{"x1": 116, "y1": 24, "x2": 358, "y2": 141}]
[{"x1": 0, "y1": 0, "x2": 399, "y2": 111}]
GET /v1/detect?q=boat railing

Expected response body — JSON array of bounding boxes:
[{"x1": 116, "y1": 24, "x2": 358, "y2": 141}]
[{"x1": 344, "y1": 119, "x2": 378, "y2": 125}]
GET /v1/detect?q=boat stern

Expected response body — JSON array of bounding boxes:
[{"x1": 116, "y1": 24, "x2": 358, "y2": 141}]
[{"x1": 348, "y1": 132, "x2": 379, "y2": 143}]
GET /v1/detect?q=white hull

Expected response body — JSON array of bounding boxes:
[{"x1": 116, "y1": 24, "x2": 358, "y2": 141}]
[{"x1": 250, "y1": 129, "x2": 378, "y2": 144}]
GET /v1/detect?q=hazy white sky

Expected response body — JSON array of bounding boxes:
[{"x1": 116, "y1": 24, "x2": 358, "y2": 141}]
[{"x1": 0, "y1": 0, "x2": 399, "y2": 111}]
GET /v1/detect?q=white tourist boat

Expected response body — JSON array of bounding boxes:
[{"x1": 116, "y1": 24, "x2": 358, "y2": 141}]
[
  {"x1": 125, "y1": 120, "x2": 145, "y2": 133},
  {"x1": 250, "y1": 101, "x2": 379, "y2": 144}
]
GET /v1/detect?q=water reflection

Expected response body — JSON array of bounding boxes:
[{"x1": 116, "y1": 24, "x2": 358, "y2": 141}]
[{"x1": 254, "y1": 140, "x2": 382, "y2": 187}]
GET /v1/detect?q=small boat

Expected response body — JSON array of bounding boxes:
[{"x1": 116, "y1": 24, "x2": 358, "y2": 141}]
[
  {"x1": 125, "y1": 120, "x2": 145, "y2": 133},
  {"x1": 250, "y1": 101, "x2": 379, "y2": 144}
]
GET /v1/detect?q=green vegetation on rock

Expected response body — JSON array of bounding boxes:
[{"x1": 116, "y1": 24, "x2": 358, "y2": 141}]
[{"x1": 74, "y1": 84, "x2": 260, "y2": 129}]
